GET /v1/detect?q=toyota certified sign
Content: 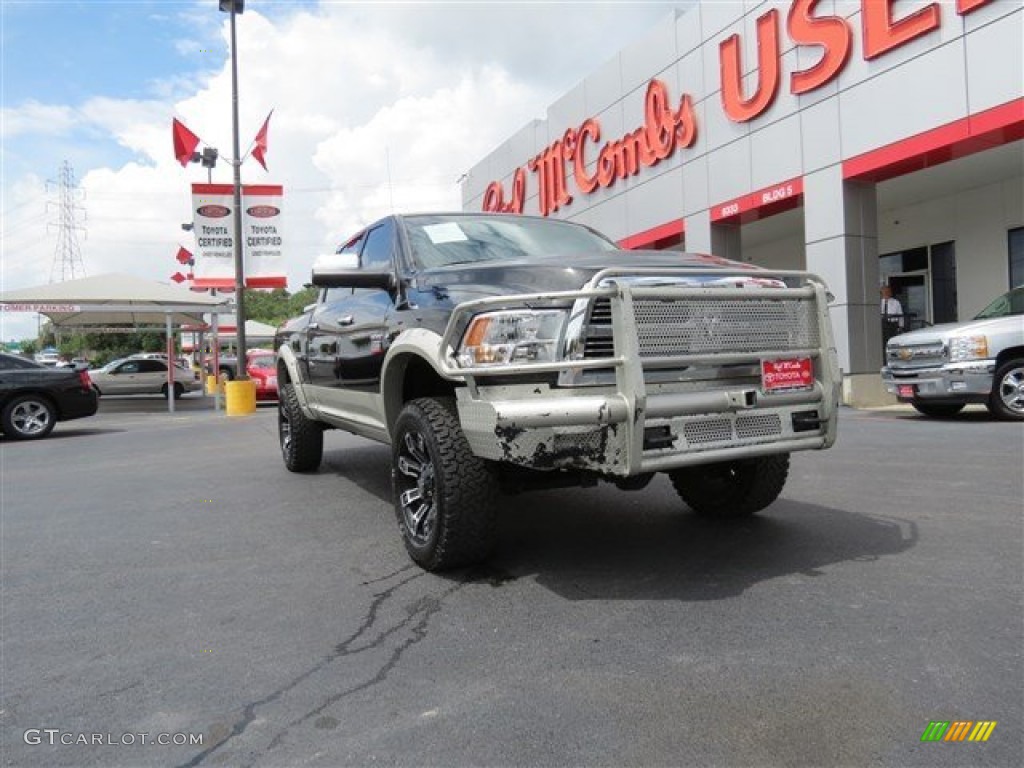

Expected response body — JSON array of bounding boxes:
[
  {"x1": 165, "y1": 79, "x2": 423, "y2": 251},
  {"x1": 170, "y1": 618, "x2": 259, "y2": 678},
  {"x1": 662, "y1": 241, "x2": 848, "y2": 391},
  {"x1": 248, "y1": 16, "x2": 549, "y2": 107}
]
[{"x1": 190, "y1": 183, "x2": 286, "y2": 290}]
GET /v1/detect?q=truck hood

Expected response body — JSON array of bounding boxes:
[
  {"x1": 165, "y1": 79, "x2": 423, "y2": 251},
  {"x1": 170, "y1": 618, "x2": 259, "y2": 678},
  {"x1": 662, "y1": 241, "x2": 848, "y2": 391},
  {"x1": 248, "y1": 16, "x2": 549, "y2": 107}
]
[
  {"x1": 888, "y1": 316, "x2": 1018, "y2": 345},
  {"x1": 413, "y1": 250, "x2": 768, "y2": 300}
]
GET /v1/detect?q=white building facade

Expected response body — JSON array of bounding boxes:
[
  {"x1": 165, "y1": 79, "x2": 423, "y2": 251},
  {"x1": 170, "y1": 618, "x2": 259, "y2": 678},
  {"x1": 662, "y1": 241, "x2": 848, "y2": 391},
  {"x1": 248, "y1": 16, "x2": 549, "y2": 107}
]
[{"x1": 461, "y1": 0, "x2": 1024, "y2": 405}]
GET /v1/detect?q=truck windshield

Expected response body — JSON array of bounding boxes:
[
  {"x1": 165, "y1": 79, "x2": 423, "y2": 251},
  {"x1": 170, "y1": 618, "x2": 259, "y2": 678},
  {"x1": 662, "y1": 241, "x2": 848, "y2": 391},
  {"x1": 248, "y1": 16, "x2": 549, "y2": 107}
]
[
  {"x1": 403, "y1": 214, "x2": 617, "y2": 269},
  {"x1": 974, "y1": 286, "x2": 1024, "y2": 319}
]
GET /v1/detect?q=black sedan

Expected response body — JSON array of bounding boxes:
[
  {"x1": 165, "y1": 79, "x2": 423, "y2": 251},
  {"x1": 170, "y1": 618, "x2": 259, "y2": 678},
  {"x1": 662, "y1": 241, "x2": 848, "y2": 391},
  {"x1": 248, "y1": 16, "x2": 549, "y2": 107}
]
[{"x1": 0, "y1": 352, "x2": 99, "y2": 439}]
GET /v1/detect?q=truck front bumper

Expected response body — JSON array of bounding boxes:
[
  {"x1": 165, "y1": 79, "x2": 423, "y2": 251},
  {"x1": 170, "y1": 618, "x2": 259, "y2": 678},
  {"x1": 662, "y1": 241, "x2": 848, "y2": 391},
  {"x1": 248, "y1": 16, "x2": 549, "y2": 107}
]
[
  {"x1": 456, "y1": 383, "x2": 836, "y2": 476},
  {"x1": 881, "y1": 362, "x2": 995, "y2": 402}
]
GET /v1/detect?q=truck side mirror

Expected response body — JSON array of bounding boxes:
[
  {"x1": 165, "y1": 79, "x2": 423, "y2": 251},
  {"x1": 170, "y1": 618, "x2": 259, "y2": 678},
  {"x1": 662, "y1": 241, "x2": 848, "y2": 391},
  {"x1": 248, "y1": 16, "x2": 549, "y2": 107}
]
[{"x1": 311, "y1": 253, "x2": 395, "y2": 290}]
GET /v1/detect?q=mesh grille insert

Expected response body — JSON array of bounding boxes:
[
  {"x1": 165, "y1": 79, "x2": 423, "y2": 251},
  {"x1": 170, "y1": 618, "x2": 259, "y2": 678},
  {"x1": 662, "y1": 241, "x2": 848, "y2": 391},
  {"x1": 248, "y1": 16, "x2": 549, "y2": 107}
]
[
  {"x1": 682, "y1": 418, "x2": 733, "y2": 445},
  {"x1": 633, "y1": 298, "x2": 818, "y2": 356},
  {"x1": 581, "y1": 295, "x2": 818, "y2": 359},
  {"x1": 735, "y1": 413, "x2": 782, "y2": 439}
]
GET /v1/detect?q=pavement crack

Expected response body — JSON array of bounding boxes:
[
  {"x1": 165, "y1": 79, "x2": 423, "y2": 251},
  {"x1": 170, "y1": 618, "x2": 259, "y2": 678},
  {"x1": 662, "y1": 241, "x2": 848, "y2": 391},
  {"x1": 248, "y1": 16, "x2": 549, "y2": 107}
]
[
  {"x1": 177, "y1": 568, "x2": 461, "y2": 768},
  {"x1": 264, "y1": 593, "x2": 449, "y2": 754}
]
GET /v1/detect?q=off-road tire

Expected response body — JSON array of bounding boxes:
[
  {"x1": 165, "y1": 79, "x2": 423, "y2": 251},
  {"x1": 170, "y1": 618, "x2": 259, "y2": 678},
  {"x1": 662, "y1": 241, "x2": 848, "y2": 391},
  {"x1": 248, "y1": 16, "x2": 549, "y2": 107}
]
[
  {"x1": 669, "y1": 453, "x2": 790, "y2": 519},
  {"x1": 911, "y1": 402, "x2": 964, "y2": 418},
  {"x1": 392, "y1": 397, "x2": 497, "y2": 571},
  {"x1": 2, "y1": 394, "x2": 57, "y2": 440},
  {"x1": 987, "y1": 358, "x2": 1024, "y2": 421},
  {"x1": 278, "y1": 381, "x2": 323, "y2": 472}
]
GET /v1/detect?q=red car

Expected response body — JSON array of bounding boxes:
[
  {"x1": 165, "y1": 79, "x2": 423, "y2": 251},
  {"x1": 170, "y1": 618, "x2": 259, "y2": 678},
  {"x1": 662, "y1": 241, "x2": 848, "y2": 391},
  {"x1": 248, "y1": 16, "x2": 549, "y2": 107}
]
[{"x1": 246, "y1": 350, "x2": 278, "y2": 401}]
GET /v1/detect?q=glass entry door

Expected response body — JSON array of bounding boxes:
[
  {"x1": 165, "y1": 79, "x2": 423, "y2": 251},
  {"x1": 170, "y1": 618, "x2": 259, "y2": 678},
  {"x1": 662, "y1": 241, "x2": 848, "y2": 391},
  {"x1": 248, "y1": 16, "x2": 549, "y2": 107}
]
[{"x1": 889, "y1": 272, "x2": 931, "y2": 329}]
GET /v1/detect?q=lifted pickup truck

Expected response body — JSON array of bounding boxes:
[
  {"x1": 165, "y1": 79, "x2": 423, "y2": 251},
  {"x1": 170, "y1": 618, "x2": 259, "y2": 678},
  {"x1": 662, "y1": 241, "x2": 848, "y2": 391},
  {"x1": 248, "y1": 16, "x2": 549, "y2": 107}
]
[{"x1": 276, "y1": 213, "x2": 840, "y2": 570}]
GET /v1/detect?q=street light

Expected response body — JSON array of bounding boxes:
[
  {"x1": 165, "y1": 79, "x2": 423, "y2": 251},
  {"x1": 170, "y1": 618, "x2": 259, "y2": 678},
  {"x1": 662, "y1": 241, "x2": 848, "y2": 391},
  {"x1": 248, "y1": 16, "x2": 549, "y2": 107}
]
[{"x1": 220, "y1": 0, "x2": 248, "y2": 382}]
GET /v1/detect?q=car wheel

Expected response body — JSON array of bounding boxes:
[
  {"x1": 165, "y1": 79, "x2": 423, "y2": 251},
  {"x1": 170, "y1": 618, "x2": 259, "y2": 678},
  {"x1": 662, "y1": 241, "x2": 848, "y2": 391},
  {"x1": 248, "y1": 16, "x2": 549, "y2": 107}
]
[
  {"x1": 911, "y1": 402, "x2": 965, "y2": 418},
  {"x1": 392, "y1": 397, "x2": 497, "y2": 571},
  {"x1": 92, "y1": 385, "x2": 102, "y2": 397},
  {"x1": 2, "y1": 394, "x2": 57, "y2": 440},
  {"x1": 278, "y1": 381, "x2": 323, "y2": 472},
  {"x1": 987, "y1": 358, "x2": 1024, "y2": 421},
  {"x1": 668, "y1": 454, "x2": 790, "y2": 519},
  {"x1": 220, "y1": 367, "x2": 234, "y2": 381}
]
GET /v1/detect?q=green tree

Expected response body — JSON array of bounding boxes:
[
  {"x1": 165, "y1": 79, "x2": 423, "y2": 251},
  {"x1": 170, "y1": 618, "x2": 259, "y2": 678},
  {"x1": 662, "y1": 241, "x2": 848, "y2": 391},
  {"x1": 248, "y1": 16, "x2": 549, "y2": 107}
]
[{"x1": 242, "y1": 286, "x2": 318, "y2": 327}]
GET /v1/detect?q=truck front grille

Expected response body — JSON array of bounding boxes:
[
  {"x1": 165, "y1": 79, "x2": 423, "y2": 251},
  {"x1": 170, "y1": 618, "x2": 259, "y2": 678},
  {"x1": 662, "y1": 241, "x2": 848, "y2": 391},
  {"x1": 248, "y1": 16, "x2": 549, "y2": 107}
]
[
  {"x1": 582, "y1": 296, "x2": 818, "y2": 359},
  {"x1": 886, "y1": 343, "x2": 946, "y2": 368}
]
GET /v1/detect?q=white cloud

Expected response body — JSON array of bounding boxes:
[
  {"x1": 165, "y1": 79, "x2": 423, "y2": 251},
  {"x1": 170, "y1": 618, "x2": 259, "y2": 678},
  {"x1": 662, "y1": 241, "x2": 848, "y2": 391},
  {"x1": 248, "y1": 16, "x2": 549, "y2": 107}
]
[
  {"x1": 1, "y1": 1, "x2": 684, "y2": 341},
  {"x1": 1, "y1": 101, "x2": 78, "y2": 138}
]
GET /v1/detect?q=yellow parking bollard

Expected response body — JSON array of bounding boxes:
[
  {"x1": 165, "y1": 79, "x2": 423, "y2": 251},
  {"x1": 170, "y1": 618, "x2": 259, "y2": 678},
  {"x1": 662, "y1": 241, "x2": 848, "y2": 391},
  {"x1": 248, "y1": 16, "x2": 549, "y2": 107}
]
[{"x1": 225, "y1": 380, "x2": 257, "y2": 415}]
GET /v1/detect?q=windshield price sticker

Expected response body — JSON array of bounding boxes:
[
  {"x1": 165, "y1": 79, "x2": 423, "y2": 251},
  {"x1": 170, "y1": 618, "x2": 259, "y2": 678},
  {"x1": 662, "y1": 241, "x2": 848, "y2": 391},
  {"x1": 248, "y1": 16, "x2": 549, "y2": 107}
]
[{"x1": 761, "y1": 358, "x2": 814, "y2": 392}]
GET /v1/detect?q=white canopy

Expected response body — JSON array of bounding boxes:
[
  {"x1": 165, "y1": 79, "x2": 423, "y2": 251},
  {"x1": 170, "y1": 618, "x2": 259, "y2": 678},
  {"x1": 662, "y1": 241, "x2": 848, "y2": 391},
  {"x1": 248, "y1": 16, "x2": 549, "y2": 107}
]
[{"x1": 0, "y1": 273, "x2": 231, "y2": 328}]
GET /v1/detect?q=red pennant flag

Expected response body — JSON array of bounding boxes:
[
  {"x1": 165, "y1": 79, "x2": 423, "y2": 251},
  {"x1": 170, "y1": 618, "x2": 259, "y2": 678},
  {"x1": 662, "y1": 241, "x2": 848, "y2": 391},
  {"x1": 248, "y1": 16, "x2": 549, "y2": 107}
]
[
  {"x1": 251, "y1": 110, "x2": 273, "y2": 171},
  {"x1": 172, "y1": 118, "x2": 201, "y2": 167},
  {"x1": 175, "y1": 246, "x2": 194, "y2": 265},
  {"x1": 171, "y1": 272, "x2": 187, "y2": 284}
]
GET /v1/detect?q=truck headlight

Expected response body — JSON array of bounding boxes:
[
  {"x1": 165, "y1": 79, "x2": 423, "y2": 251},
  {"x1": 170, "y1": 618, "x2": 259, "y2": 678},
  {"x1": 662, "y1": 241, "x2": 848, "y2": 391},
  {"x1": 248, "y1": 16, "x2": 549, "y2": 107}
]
[
  {"x1": 948, "y1": 335, "x2": 988, "y2": 362},
  {"x1": 456, "y1": 309, "x2": 566, "y2": 367}
]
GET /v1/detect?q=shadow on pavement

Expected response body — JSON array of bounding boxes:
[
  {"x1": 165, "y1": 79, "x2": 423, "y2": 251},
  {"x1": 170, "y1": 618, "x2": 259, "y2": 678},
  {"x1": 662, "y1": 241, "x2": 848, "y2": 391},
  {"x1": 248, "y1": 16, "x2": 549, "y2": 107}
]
[
  {"x1": 486, "y1": 493, "x2": 918, "y2": 602},
  {"x1": 322, "y1": 444, "x2": 919, "y2": 603}
]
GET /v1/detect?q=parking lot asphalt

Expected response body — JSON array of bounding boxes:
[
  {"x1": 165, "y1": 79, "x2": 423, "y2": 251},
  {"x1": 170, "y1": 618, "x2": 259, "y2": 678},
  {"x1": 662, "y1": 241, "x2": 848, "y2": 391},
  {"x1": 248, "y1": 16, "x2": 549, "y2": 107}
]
[{"x1": 2, "y1": 398, "x2": 1021, "y2": 767}]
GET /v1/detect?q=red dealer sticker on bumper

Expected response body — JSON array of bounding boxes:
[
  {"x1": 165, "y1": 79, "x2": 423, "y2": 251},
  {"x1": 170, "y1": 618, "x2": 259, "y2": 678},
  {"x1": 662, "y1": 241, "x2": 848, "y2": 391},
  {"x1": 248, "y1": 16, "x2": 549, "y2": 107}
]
[{"x1": 761, "y1": 358, "x2": 814, "y2": 392}]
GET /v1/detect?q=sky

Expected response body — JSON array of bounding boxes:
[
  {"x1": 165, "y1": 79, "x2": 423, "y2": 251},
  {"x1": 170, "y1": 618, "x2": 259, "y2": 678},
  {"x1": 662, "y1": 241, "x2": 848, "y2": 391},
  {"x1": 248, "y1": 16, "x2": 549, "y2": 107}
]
[{"x1": 0, "y1": 0, "x2": 691, "y2": 343}]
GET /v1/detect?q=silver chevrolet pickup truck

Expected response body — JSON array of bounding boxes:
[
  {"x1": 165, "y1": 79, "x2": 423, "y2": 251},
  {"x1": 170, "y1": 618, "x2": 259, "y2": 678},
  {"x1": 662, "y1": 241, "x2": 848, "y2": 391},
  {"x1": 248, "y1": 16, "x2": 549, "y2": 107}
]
[{"x1": 881, "y1": 286, "x2": 1024, "y2": 419}]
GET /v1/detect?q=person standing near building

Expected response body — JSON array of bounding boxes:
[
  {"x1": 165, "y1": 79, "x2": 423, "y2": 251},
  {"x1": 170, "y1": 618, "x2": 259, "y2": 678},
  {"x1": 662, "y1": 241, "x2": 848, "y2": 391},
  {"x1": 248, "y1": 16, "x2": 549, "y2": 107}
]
[{"x1": 880, "y1": 284, "x2": 905, "y2": 344}]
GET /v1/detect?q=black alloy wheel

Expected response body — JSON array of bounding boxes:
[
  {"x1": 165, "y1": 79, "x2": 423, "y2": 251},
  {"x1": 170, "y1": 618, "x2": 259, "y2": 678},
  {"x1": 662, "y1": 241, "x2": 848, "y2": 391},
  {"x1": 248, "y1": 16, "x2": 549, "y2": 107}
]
[{"x1": 392, "y1": 397, "x2": 497, "y2": 571}]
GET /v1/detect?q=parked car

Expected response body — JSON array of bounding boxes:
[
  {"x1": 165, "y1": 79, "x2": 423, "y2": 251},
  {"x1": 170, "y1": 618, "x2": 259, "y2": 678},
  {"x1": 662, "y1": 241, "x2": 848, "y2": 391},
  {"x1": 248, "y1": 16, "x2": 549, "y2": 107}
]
[
  {"x1": 246, "y1": 350, "x2": 278, "y2": 400},
  {"x1": 0, "y1": 352, "x2": 98, "y2": 439},
  {"x1": 33, "y1": 347, "x2": 60, "y2": 366},
  {"x1": 881, "y1": 285, "x2": 1024, "y2": 419},
  {"x1": 204, "y1": 353, "x2": 239, "y2": 381},
  {"x1": 129, "y1": 352, "x2": 193, "y2": 369},
  {"x1": 89, "y1": 357, "x2": 202, "y2": 399}
]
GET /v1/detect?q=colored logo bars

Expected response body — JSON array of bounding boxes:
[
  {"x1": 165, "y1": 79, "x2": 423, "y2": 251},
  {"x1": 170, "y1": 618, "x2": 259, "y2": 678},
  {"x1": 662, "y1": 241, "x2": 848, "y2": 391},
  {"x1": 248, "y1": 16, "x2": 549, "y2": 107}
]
[{"x1": 921, "y1": 721, "x2": 997, "y2": 742}]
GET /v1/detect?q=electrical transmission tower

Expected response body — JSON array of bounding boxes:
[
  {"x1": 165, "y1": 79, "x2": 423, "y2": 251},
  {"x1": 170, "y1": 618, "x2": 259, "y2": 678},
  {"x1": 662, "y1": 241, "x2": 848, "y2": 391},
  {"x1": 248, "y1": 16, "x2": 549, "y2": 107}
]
[{"x1": 46, "y1": 160, "x2": 87, "y2": 283}]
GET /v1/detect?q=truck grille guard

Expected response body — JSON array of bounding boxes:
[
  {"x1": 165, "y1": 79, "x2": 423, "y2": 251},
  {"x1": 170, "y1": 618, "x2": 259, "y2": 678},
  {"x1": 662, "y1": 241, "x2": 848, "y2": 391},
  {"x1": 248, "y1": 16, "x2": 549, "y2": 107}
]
[
  {"x1": 438, "y1": 266, "x2": 832, "y2": 384},
  {"x1": 437, "y1": 266, "x2": 838, "y2": 475}
]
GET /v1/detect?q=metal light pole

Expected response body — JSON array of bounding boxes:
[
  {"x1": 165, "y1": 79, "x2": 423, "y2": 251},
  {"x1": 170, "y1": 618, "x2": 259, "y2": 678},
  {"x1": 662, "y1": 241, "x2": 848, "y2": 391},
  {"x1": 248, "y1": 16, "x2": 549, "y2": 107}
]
[{"x1": 222, "y1": 0, "x2": 248, "y2": 380}]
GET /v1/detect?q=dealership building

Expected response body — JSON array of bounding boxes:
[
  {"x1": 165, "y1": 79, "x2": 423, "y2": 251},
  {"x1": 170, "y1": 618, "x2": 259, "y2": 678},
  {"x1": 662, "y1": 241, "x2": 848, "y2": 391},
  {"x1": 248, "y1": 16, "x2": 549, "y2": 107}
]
[{"x1": 461, "y1": 0, "x2": 1023, "y2": 405}]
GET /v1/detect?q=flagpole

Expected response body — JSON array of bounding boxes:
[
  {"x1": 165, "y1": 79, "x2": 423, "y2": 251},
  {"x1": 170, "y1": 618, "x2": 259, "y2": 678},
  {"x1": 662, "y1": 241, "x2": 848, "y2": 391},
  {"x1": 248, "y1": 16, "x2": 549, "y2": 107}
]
[{"x1": 227, "y1": 0, "x2": 248, "y2": 382}]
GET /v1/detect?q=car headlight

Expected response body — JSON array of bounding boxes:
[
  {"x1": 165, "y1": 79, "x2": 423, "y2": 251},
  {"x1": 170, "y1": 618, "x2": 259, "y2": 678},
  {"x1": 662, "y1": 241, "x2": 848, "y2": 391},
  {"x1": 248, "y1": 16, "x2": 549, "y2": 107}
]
[
  {"x1": 948, "y1": 335, "x2": 988, "y2": 362},
  {"x1": 456, "y1": 309, "x2": 567, "y2": 367}
]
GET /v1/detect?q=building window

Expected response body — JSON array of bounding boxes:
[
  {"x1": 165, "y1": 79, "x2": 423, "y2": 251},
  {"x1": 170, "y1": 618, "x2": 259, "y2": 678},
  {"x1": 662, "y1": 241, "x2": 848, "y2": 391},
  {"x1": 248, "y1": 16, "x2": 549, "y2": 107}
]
[{"x1": 1010, "y1": 227, "x2": 1024, "y2": 289}]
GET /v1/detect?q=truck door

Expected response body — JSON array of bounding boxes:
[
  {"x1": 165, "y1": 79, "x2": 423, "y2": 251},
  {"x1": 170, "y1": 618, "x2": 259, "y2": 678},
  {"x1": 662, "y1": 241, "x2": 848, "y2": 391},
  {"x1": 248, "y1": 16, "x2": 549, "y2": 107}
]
[
  {"x1": 308, "y1": 221, "x2": 397, "y2": 430},
  {"x1": 306, "y1": 232, "x2": 363, "y2": 397}
]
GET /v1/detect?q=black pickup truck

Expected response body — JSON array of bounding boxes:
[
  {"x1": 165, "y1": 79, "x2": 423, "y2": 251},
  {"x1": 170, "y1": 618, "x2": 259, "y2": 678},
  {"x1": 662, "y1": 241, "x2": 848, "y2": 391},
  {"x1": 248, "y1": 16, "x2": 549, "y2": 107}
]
[{"x1": 275, "y1": 213, "x2": 839, "y2": 571}]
